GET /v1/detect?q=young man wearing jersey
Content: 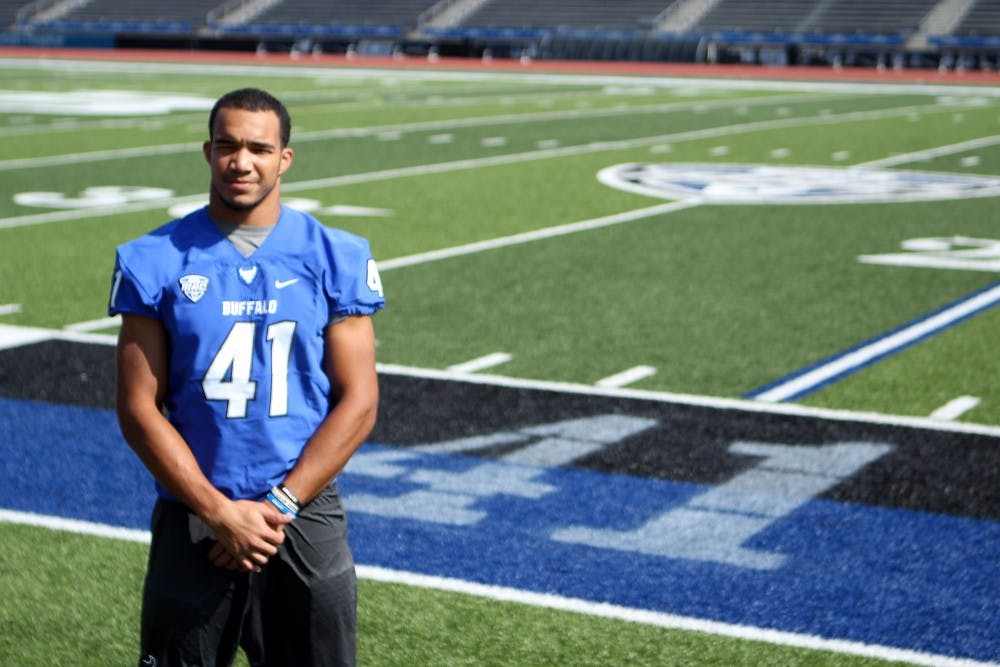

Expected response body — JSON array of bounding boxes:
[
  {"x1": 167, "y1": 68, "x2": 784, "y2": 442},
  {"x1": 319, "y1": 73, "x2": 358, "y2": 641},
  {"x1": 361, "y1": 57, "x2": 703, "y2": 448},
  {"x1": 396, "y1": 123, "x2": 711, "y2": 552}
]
[{"x1": 110, "y1": 88, "x2": 384, "y2": 666}]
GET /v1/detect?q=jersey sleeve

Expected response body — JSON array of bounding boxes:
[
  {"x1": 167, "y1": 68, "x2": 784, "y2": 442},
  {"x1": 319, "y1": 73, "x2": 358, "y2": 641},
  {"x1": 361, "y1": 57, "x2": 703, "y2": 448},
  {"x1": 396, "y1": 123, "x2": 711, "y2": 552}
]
[
  {"x1": 107, "y1": 250, "x2": 160, "y2": 319},
  {"x1": 322, "y1": 230, "x2": 386, "y2": 318}
]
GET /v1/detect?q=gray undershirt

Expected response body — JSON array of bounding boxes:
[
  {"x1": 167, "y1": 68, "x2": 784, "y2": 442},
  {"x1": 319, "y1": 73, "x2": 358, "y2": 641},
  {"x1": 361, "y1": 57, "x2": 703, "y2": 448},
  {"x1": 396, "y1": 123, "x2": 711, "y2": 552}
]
[
  {"x1": 213, "y1": 219, "x2": 274, "y2": 258},
  {"x1": 213, "y1": 218, "x2": 348, "y2": 325}
]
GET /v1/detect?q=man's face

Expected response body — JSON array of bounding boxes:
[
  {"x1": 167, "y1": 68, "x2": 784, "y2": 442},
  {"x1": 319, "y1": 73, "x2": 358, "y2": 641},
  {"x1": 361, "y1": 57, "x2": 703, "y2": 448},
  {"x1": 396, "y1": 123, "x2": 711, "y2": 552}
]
[{"x1": 203, "y1": 107, "x2": 292, "y2": 216}]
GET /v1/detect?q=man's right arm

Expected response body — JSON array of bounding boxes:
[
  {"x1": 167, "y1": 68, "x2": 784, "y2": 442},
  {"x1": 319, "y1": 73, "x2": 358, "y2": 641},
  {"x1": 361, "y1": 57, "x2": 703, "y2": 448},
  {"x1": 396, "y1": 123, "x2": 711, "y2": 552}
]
[{"x1": 115, "y1": 313, "x2": 290, "y2": 571}]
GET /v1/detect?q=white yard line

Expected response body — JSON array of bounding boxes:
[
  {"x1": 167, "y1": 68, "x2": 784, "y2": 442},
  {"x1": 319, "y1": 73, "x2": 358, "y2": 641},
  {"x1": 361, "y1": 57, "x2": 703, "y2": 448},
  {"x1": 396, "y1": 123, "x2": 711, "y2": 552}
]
[
  {"x1": 0, "y1": 509, "x2": 994, "y2": 667},
  {"x1": 447, "y1": 352, "x2": 513, "y2": 373},
  {"x1": 853, "y1": 134, "x2": 1000, "y2": 169},
  {"x1": 930, "y1": 395, "x2": 982, "y2": 421},
  {"x1": 63, "y1": 315, "x2": 121, "y2": 333},
  {"x1": 596, "y1": 365, "x2": 657, "y2": 388},
  {"x1": 379, "y1": 200, "x2": 701, "y2": 270}
]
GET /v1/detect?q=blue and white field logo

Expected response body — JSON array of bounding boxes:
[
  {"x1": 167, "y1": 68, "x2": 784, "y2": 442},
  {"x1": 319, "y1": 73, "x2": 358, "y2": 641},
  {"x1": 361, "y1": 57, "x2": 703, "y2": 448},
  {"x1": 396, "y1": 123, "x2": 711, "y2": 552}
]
[{"x1": 598, "y1": 163, "x2": 1000, "y2": 204}]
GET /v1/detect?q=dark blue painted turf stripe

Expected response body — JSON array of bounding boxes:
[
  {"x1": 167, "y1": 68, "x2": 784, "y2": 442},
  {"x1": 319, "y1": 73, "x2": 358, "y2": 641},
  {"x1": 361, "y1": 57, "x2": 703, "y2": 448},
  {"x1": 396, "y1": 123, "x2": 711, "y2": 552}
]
[{"x1": 745, "y1": 280, "x2": 1000, "y2": 402}]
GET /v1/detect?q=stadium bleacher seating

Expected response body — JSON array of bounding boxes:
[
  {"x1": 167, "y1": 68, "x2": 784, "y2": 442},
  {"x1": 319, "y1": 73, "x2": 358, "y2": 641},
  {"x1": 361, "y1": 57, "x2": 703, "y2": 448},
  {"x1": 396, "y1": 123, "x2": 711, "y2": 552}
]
[
  {"x1": 52, "y1": 0, "x2": 210, "y2": 27},
  {"x1": 3, "y1": 4, "x2": 21, "y2": 31},
  {"x1": 694, "y1": 0, "x2": 820, "y2": 34},
  {"x1": 799, "y1": 0, "x2": 937, "y2": 35},
  {"x1": 695, "y1": 0, "x2": 937, "y2": 36},
  {"x1": 461, "y1": 0, "x2": 668, "y2": 32},
  {"x1": 249, "y1": 0, "x2": 435, "y2": 30},
  {"x1": 7, "y1": 0, "x2": 997, "y2": 40},
  {"x1": 952, "y1": 0, "x2": 1000, "y2": 35}
]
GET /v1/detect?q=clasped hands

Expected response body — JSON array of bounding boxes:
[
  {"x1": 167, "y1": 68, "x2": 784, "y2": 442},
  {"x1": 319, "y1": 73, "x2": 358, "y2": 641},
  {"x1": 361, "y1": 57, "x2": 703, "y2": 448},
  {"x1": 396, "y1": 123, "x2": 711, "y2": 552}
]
[{"x1": 206, "y1": 499, "x2": 294, "y2": 572}]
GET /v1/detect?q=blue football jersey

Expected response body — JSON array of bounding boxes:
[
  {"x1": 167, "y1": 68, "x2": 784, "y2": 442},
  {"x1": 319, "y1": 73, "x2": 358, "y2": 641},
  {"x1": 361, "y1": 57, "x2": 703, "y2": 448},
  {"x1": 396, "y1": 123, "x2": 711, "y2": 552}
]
[{"x1": 109, "y1": 206, "x2": 385, "y2": 501}]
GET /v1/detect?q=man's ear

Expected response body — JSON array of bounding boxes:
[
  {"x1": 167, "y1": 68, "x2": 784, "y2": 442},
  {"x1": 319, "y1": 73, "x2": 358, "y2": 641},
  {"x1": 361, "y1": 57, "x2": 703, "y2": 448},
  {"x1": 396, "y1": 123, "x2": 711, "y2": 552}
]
[
  {"x1": 202, "y1": 140, "x2": 212, "y2": 163},
  {"x1": 278, "y1": 147, "x2": 294, "y2": 176}
]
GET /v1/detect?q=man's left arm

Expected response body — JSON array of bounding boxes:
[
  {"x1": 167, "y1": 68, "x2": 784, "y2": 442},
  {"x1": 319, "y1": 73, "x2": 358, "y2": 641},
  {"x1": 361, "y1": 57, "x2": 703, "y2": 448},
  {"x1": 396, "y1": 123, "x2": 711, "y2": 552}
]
[{"x1": 281, "y1": 314, "x2": 379, "y2": 505}]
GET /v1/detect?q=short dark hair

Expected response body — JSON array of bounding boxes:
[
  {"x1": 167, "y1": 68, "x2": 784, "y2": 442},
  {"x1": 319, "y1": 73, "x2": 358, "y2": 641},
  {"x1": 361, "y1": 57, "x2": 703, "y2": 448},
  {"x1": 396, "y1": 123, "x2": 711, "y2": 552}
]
[{"x1": 209, "y1": 88, "x2": 292, "y2": 147}]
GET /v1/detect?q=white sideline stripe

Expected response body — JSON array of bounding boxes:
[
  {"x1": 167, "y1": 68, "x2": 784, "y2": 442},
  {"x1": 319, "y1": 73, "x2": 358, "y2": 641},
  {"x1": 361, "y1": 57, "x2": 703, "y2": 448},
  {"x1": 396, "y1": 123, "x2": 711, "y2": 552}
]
[
  {"x1": 0, "y1": 323, "x2": 116, "y2": 350},
  {"x1": 0, "y1": 509, "x2": 992, "y2": 667},
  {"x1": 0, "y1": 321, "x2": 998, "y2": 438},
  {"x1": 359, "y1": 565, "x2": 998, "y2": 667},
  {"x1": 0, "y1": 323, "x2": 63, "y2": 349},
  {"x1": 596, "y1": 365, "x2": 657, "y2": 388},
  {"x1": 0, "y1": 509, "x2": 151, "y2": 542},
  {"x1": 376, "y1": 363, "x2": 1000, "y2": 438},
  {"x1": 380, "y1": 200, "x2": 699, "y2": 270},
  {"x1": 749, "y1": 282, "x2": 1000, "y2": 403},
  {"x1": 447, "y1": 352, "x2": 512, "y2": 373},
  {"x1": 931, "y1": 395, "x2": 982, "y2": 421}
]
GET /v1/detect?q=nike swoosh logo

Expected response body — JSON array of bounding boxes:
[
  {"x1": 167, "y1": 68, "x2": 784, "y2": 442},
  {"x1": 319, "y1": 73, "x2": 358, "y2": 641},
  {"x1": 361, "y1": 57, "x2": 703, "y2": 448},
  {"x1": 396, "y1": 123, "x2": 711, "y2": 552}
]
[{"x1": 274, "y1": 278, "x2": 299, "y2": 289}]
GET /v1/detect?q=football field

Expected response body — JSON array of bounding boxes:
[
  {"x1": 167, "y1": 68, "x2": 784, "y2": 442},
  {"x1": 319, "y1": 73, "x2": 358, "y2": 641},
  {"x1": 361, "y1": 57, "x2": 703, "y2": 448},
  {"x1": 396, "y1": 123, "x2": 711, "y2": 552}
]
[{"x1": 0, "y1": 49, "x2": 998, "y2": 665}]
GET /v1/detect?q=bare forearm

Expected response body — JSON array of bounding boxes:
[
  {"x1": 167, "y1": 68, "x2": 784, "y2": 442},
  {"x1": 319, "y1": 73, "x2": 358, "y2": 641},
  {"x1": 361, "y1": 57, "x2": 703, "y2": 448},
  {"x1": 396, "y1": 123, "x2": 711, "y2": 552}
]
[
  {"x1": 118, "y1": 402, "x2": 228, "y2": 519},
  {"x1": 282, "y1": 393, "x2": 376, "y2": 504},
  {"x1": 280, "y1": 315, "x2": 379, "y2": 505}
]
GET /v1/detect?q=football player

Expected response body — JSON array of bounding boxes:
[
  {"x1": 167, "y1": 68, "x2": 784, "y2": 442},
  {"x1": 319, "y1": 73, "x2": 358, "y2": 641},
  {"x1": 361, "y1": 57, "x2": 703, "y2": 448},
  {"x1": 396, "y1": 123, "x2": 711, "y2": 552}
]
[{"x1": 110, "y1": 87, "x2": 384, "y2": 666}]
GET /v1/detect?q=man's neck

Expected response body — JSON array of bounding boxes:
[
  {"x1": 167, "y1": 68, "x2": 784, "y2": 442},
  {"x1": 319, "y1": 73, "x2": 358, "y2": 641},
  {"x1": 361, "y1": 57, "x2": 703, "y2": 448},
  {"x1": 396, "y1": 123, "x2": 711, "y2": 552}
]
[{"x1": 208, "y1": 194, "x2": 282, "y2": 227}]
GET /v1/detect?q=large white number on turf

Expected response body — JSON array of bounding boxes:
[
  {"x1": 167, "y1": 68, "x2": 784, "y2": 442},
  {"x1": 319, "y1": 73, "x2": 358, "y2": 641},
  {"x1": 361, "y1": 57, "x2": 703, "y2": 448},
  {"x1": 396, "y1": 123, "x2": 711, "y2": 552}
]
[
  {"x1": 553, "y1": 441, "x2": 893, "y2": 570},
  {"x1": 202, "y1": 321, "x2": 296, "y2": 418},
  {"x1": 347, "y1": 427, "x2": 893, "y2": 570}
]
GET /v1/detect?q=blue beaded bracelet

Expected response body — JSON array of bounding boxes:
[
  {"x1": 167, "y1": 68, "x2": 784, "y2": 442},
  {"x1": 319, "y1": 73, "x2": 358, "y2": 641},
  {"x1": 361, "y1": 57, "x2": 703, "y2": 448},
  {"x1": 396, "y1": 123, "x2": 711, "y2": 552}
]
[{"x1": 266, "y1": 489, "x2": 298, "y2": 517}]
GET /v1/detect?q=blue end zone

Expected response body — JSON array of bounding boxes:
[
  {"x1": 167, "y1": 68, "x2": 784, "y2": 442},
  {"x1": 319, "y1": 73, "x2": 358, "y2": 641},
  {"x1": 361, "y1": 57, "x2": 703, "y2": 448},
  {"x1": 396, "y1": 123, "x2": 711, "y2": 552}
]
[
  {"x1": 1, "y1": 397, "x2": 156, "y2": 527},
  {"x1": 1, "y1": 396, "x2": 997, "y2": 662}
]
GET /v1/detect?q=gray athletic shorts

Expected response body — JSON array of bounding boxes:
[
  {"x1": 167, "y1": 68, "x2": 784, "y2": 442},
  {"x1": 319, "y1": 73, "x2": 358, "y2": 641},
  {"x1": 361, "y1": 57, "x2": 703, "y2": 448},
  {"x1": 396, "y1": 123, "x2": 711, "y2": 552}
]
[{"x1": 137, "y1": 485, "x2": 356, "y2": 667}]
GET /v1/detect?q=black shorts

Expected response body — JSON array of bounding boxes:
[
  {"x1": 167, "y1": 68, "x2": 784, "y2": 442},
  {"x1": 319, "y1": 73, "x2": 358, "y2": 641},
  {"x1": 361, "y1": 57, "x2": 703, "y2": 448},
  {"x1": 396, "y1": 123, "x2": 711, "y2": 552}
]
[{"x1": 138, "y1": 485, "x2": 356, "y2": 667}]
